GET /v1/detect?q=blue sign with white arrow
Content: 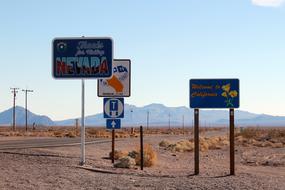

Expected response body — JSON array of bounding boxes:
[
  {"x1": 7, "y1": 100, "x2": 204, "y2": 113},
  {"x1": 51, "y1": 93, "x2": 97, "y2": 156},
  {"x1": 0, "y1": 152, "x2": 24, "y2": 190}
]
[{"x1": 106, "y1": 119, "x2": 121, "y2": 129}]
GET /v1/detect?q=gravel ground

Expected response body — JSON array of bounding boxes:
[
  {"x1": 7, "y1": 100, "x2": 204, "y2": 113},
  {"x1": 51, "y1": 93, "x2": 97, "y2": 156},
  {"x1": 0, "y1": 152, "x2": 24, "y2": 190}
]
[{"x1": 0, "y1": 134, "x2": 284, "y2": 190}]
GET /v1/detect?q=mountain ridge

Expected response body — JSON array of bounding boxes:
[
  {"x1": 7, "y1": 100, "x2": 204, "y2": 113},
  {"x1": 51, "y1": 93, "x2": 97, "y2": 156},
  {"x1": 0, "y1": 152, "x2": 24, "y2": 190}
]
[
  {"x1": 0, "y1": 104, "x2": 284, "y2": 127},
  {"x1": 0, "y1": 106, "x2": 55, "y2": 126}
]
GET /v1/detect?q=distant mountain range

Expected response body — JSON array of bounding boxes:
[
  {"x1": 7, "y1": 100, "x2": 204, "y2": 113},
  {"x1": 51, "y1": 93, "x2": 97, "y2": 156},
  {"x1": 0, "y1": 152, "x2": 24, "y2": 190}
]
[
  {"x1": 0, "y1": 104, "x2": 285, "y2": 127},
  {"x1": 0, "y1": 106, "x2": 55, "y2": 126}
]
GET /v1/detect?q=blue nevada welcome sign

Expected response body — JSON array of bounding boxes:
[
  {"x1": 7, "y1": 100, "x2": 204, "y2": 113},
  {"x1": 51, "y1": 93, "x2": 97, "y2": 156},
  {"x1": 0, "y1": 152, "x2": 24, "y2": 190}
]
[{"x1": 52, "y1": 37, "x2": 113, "y2": 78}]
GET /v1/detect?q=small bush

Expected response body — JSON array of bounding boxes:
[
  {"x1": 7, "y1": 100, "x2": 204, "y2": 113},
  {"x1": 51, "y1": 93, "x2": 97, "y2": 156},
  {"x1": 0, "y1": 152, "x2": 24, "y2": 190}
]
[
  {"x1": 114, "y1": 156, "x2": 136, "y2": 168},
  {"x1": 159, "y1": 140, "x2": 171, "y2": 147},
  {"x1": 175, "y1": 141, "x2": 194, "y2": 152},
  {"x1": 53, "y1": 131, "x2": 64, "y2": 137},
  {"x1": 236, "y1": 128, "x2": 285, "y2": 148},
  {"x1": 128, "y1": 150, "x2": 139, "y2": 159},
  {"x1": 65, "y1": 131, "x2": 76, "y2": 138},
  {"x1": 160, "y1": 136, "x2": 229, "y2": 153},
  {"x1": 135, "y1": 144, "x2": 157, "y2": 167},
  {"x1": 109, "y1": 150, "x2": 129, "y2": 160}
]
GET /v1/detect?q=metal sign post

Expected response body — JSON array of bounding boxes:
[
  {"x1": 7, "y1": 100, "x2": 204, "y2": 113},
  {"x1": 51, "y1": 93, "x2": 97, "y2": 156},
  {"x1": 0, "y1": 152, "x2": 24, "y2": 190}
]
[
  {"x1": 194, "y1": 109, "x2": 199, "y2": 175},
  {"x1": 80, "y1": 79, "x2": 85, "y2": 166}
]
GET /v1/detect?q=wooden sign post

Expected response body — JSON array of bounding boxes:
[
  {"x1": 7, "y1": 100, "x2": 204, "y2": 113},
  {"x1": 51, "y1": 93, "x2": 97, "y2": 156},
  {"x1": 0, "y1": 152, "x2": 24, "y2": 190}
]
[
  {"x1": 230, "y1": 108, "x2": 235, "y2": 175},
  {"x1": 112, "y1": 129, "x2": 115, "y2": 163},
  {"x1": 194, "y1": 109, "x2": 199, "y2": 175}
]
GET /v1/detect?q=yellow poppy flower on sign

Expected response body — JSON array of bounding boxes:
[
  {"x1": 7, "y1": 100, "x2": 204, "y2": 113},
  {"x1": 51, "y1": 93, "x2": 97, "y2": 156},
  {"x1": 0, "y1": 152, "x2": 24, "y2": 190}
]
[
  {"x1": 222, "y1": 92, "x2": 228, "y2": 98},
  {"x1": 222, "y1": 83, "x2": 230, "y2": 92},
  {"x1": 229, "y1": 90, "x2": 238, "y2": 98}
]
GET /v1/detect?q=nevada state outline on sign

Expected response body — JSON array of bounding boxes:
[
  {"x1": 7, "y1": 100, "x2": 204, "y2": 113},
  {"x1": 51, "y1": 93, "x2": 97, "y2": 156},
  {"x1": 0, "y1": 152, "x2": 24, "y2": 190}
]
[{"x1": 98, "y1": 59, "x2": 131, "y2": 97}]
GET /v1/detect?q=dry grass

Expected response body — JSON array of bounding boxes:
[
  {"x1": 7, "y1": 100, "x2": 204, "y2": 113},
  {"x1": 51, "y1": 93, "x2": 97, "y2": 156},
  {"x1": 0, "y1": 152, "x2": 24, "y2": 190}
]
[
  {"x1": 160, "y1": 136, "x2": 229, "y2": 153},
  {"x1": 0, "y1": 126, "x2": 224, "y2": 139},
  {"x1": 236, "y1": 127, "x2": 285, "y2": 148},
  {"x1": 159, "y1": 140, "x2": 171, "y2": 147},
  {"x1": 0, "y1": 127, "x2": 138, "y2": 139},
  {"x1": 135, "y1": 144, "x2": 157, "y2": 167},
  {"x1": 143, "y1": 127, "x2": 223, "y2": 135},
  {"x1": 109, "y1": 150, "x2": 129, "y2": 160},
  {"x1": 109, "y1": 145, "x2": 157, "y2": 167}
]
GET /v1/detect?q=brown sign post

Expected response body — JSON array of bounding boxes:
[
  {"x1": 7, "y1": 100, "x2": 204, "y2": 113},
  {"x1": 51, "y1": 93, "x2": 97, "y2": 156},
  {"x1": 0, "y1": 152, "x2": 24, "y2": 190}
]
[
  {"x1": 194, "y1": 109, "x2": 199, "y2": 175},
  {"x1": 230, "y1": 108, "x2": 235, "y2": 175},
  {"x1": 112, "y1": 129, "x2": 115, "y2": 163},
  {"x1": 140, "y1": 126, "x2": 144, "y2": 170}
]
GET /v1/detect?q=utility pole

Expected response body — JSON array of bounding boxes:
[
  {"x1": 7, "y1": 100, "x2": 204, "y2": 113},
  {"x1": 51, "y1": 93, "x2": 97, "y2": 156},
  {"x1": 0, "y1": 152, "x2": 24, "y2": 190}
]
[
  {"x1": 168, "y1": 113, "x2": 171, "y2": 130},
  {"x1": 130, "y1": 109, "x2": 133, "y2": 126},
  {"x1": 182, "y1": 115, "x2": 185, "y2": 134},
  {"x1": 146, "y1": 110, "x2": 149, "y2": 130},
  {"x1": 22, "y1": 89, "x2": 33, "y2": 132},
  {"x1": 10, "y1": 88, "x2": 19, "y2": 131}
]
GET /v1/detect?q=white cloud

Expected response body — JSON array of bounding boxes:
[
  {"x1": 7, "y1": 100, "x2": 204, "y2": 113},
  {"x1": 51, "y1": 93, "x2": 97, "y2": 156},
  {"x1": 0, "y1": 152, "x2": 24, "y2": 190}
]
[{"x1": 251, "y1": 0, "x2": 285, "y2": 7}]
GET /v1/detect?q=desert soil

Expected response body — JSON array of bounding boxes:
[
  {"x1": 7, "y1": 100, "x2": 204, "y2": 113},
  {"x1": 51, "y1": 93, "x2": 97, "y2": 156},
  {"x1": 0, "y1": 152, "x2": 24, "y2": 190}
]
[{"x1": 0, "y1": 131, "x2": 284, "y2": 190}]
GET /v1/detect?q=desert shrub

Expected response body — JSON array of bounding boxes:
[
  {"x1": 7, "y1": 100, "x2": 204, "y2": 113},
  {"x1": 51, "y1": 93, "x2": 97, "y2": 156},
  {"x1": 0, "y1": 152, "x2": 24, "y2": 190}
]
[
  {"x1": 266, "y1": 129, "x2": 285, "y2": 139},
  {"x1": 87, "y1": 129, "x2": 97, "y2": 135},
  {"x1": 160, "y1": 137, "x2": 229, "y2": 153},
  {"x1": 128, "y1": 150, "x2": 139, "y2": 159},
  {"x1": 200, "y1": 139, "x2": 209, "y2": 152},
  {"x1": 238, "y1": 128, "x2": 262, "y2": 139},
  {"x1": 159, "y1": 140, "x2": 171, "y2": 147},
  {"x1": 109, "y1": 150, "x2": 129, "y2": 160},
  {"x1": 236, "y1": 128, "x2": 285, "y2": 147},
  {"x1": 0, "y1": 132, "x2": 9, "y2": 136},
  {"x1": 53, "y1": 131, "x2": 64, "y2": 137},
  {"x1": 135, "y1": 144, "x2": 157, "y2": 167},
  {"x1": 114, "y1": 156, "x2": 136, "y2": 168},
  {"x1": 86, "y1": 129, "x2": 112, "y2": 138},
  {"x1": 160, "y1": 140, "x2": 194, "y2": 152},
  {"x1": 175, "y1": 141, "x2": 194, "y2": 152},
  {"x1": 130, "y1": 133, "x2": 139, "y2": 138},
  {"x1": 65, "y1": 131, "x2": 76, "y2": 138}
]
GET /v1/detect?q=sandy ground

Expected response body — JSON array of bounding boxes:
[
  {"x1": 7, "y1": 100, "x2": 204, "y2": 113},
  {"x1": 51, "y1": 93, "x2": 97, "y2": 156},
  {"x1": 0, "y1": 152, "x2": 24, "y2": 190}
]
[{"x1": 0, "y1": 132, "x2": 284, "y2": 190}]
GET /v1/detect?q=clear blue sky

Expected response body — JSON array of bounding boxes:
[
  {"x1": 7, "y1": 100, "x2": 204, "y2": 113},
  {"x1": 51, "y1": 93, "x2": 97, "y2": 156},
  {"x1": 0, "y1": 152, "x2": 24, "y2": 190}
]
[{"x1": 0, "y1": 0, "x2": 285, "y2": 120}]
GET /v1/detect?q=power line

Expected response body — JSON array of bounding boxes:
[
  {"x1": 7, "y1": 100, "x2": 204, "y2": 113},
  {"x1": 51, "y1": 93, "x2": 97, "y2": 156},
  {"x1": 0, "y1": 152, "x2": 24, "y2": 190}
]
[
  {"x1": 10, "y1": 87, "x2": 19, "y2": 131},
  {"x1": 22, "y1": 89, "x2": 33, "y2": 132}
]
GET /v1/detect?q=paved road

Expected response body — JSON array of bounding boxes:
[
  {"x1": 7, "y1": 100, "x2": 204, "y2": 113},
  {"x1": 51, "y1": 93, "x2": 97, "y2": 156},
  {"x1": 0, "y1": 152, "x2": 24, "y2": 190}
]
[{"x1": 0, "y1": 137, "x2": 111, "y2": 150}]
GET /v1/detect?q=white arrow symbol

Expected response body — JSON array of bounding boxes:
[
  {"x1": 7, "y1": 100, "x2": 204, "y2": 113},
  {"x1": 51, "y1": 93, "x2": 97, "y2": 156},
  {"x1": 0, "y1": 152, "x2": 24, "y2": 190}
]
[{"x1": 111, "y1": 120, "x2": 116, "y2": 129}]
